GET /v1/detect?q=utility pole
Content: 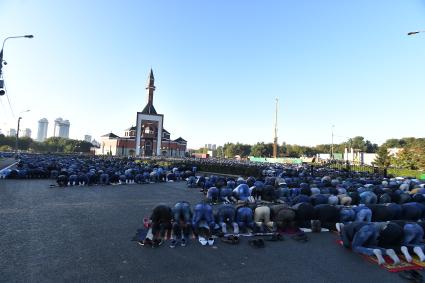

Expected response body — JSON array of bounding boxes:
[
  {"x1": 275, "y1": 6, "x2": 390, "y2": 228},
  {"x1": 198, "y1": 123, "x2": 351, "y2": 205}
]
[
  {"x1": 15, "y1": 117, "x2": 22, "y2": 154},
  {"x1": 331, "y1": 125, "x2": 335, "y2": 160},
  {"x1": 273, "y1": 97, "x2": 279, "y2": 158}
]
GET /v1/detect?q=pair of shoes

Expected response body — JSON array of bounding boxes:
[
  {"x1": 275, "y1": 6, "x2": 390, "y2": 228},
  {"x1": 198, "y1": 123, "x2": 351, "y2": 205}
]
[
  {"x1": 399, "y1": 270, "x2": 424, "y2": 282},
  {"x1": 249, "y1": 239, "x2": 265, "y2": 248},
  {"x1": 152, "y1": 239, "x2": 164, "y2": 248},
  {"x1": 292, "y1": 232, "x2": 309, "y2": 243},
  {"x1": 221, "y1": 235, "x2": 240, "y2": 244},
  {"x1": 138, "y1": 238, "x2": 152, "y2": 247},
  {"x1": 266, "y1": 233, "x2": 284, "y2": 242},
  {"x1": 199, "y1": 237, "x2": 215, "y2": 246}
]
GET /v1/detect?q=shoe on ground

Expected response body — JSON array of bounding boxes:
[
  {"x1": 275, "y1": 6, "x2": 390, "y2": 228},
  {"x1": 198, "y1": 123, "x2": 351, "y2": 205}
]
[
  {"x1": 221, "y1": 236, "x2": 238, "y2": 244},
  {"x1": 199, "y1": 237, "x2": 208, "y2": 246},
  {"x1": 170, "y1": 239, "x2": 177, "y2": 248},
  {"x1": 311, "y1": 220, "x2": 321, "y2": 233},
  {"x1": 181, "y1": 239, "x2": 187, "y2": 247},
  {"x1": 152, "y1": 239, "x2": 163, "y2": 248},
  {"x1": 208, "y1": 237, "x2": 214, "y2": 246},
  {"x1": 142, "y1": 238, "x2": 152, "y2": 247}
]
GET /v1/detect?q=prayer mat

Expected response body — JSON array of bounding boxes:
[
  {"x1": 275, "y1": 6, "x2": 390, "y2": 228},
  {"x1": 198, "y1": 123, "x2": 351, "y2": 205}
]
[{"x1": 336, "y1": 239, "x2": 421, "y2": 272}]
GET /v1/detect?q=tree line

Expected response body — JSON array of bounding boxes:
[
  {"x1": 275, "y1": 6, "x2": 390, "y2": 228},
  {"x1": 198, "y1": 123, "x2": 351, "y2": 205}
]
[
  {"x1": 195, "y1": 136, "x2": 378, "y2": 159},
  {"x1": 0, "y1": 135, "x2": 93, "y2": 153},
  {"x1": 374, "y1": 138, "x2": 425, "y2": 171},
  {"x1": 195, "y1": 136, "x2": 425, "y2": 171}
]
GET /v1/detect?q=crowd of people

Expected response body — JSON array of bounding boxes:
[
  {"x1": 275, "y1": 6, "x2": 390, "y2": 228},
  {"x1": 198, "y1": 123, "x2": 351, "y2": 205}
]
[
  {"x1": 146, "y1": 166, "x2": 425, "y2": 265},
  {"x1": 0, "y1": 154, "x2": 195, "y2": 184},
  {"x1": 3, "y1": 153, "x2": 425, "y2": 266}
]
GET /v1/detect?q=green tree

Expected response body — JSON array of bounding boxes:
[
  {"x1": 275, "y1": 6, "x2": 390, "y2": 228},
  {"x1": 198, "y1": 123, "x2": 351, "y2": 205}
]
[
  {"x1": 233, "y1": 143, "x2": 251, "y2": 158},
  {"x1": 382, "y1": 138, "x2": 402, "y2": 148},
  {"x1": 374, "y1": 146, "x2": 391, "y2": 168},
  {"x1": 223, "y1": 143, "x2": 236, "y2": 158},
  {"x1": 251, "y1": 142, "x2": 269, "y2": 157},
  {"x1": 216, "y1": 146, "x2": 224, "y2": 158}
]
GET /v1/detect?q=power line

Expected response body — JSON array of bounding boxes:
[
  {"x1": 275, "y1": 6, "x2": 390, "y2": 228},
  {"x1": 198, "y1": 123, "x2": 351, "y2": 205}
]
[{"x1": 3, "y1": 81, "x2": 15, "y2": 118}]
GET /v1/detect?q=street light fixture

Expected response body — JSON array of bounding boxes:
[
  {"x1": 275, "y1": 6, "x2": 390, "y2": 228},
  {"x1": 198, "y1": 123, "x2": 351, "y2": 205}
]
[
  {"x1": 0, "y1": 35, "x2": 34, "y2": 96},
  {"x1": 407, "y1": 31, "x2": 425, "y2": 36},
  {"x1": 15, "y1": 109, "x2": 31, "y2": 154}
]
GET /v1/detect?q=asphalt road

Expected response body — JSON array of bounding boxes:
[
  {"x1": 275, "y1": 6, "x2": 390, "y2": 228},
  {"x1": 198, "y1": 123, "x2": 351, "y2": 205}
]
[{"x1": 0, "y1": 179, "x2": 411, "y2": 283}]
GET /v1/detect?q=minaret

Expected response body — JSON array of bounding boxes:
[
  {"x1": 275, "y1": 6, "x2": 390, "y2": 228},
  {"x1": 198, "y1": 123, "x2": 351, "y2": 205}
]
[
  {"x1": 146, "y1": 68, "x2": 156, "y2": 104},
  {"x1": 140, "y1": 69, "x2": 158, "y2": 115}
]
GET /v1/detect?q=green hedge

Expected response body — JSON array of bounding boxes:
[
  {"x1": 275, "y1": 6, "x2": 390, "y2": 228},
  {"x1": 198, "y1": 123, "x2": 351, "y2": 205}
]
[{"x1": 387, "y1": 168, "x2": 425, "y2": 179}]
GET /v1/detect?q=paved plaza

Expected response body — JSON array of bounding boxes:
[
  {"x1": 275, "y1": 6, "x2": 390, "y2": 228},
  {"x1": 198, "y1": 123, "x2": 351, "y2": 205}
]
[{"x1": 0, "y1": 177, "x2": 411, "y2": 283}]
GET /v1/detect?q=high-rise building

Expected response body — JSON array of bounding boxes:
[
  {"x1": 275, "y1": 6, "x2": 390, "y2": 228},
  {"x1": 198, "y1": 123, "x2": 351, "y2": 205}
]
[
  {"x1": 60, "y1": 120, "x2": 70, "y2": 138},
  {"x1": 23, "y1": 128, "x2": 32, "y2": 138},
  {"x1": 8, "y1": 128, "x2": 16, "y2": 137},
  {"x1": 204, "y1": 144, "x2": 216, "y2": 150},
  {"x1": 53, "y1": 118, "x2": 62, "y2": 137},
  {"x1": 53, "y1": 117, "x2": 70, "y2": 139},
  {"x1": 84, "y1": 135, "x2": 92, "y2": 143},
  {"x1": 37, "y1": 118, "x2": 49, "y2": 142}
]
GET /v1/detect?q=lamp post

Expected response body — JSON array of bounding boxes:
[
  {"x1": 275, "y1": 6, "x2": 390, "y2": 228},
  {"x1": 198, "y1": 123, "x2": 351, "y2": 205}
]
[
  {"x1": 15, "y1": 109, "x2": 30, "y2": 155},
  {"x1": 331, "y1": 125, "x2": 335, "y2": 160},
  {"x1": 0, "y1": 35, "x2": 34, "y2": 96}
]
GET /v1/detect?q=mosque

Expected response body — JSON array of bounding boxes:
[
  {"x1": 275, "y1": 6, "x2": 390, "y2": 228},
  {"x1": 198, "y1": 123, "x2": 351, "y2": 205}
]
[{"x1": 96, "y1": 70, "x2": 187, "y2": 157}]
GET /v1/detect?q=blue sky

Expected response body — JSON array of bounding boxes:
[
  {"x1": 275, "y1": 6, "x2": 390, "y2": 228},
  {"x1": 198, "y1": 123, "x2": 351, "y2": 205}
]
[{"x1": 0, "y1": 0, "x2": 424, "y2": 149}]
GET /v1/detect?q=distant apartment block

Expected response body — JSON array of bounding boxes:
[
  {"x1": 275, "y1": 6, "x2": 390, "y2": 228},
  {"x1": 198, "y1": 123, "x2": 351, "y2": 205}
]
[
  {"x1": 53, "y1": 117, "x2": 70, "y2": 139},
  {"x1": 37, "y1": 118, "x2": 48, "y2": 142}
]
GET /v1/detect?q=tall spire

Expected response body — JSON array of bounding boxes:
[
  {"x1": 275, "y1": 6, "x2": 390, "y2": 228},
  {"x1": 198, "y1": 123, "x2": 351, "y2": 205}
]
[
  {"x1": 146, "y1": 68, "x2": 156, "y2": 104},
  {"x1": 141, "y1": 69, "x2": 158, "y2": 115}
]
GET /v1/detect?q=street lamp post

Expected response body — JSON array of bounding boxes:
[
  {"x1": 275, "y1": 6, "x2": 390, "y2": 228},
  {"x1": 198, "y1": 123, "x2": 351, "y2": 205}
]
[
  {"x1": 407, "y1": 31, "x2": 425, "y2": 36},
  {"x1": 0, "y1": 35, "x2": 34, "y2": 96},
  {"x1": 15, "y1": 109, "x2": 30, "y2": 155},
  {"x1": 331, "y1": 125, "x2": 335, "y2": 160},
  {"x1": 15, "y1": 117, "x2": 22, "y2": 154}
]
